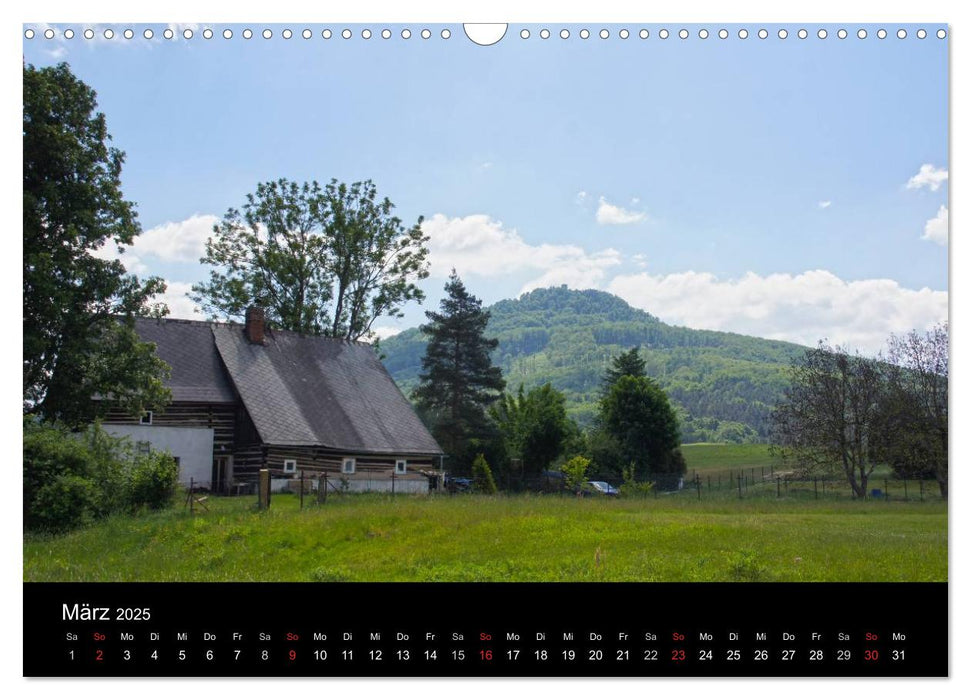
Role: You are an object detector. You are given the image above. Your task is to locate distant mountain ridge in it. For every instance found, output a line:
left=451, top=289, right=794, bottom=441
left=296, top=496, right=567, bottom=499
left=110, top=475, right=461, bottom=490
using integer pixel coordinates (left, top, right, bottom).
left=379, top=286, right=807, bottom=442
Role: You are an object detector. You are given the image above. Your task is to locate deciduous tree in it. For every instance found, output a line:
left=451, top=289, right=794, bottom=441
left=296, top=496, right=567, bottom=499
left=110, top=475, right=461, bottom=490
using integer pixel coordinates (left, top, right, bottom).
left=191, top=178, right=429, bottom=340
left=23, top=63, right=170, bottom=424
left=874, top=323, right=948, bottom=497
left=772, top=343, right=883, bottom=498
left=600, top=375, right=681, bottom=478
left=490, top=383, right=573, bottom=476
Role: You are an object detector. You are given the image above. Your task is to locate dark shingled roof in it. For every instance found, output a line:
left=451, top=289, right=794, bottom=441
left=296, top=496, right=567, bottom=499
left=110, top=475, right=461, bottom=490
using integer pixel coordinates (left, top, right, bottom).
left=212, top=325, right=442, bottom=455
left=133, top=318, right=236, bottom=403
left=133, top=317, right=441, bottom=456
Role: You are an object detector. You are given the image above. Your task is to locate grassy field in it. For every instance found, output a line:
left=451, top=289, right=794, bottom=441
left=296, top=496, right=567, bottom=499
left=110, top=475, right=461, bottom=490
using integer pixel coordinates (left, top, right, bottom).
left=680, top=443, right=779, bottom=474
left=23, top=491, right=947, bottom=583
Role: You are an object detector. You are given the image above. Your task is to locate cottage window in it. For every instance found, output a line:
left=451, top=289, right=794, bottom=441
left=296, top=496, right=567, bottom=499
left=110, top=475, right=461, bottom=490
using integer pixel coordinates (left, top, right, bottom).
left=283, top=459, right=297, bottom=474
left=395, top=459, right=407, bottom=475
left=341, top=457, right=356, bottom=474
left=135, top=441, right=151, bottom=456
left=140, top=411, right=153, bottom=425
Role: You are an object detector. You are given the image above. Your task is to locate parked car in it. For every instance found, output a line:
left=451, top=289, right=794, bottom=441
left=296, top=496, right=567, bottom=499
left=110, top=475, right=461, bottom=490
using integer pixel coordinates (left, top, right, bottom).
left=445, top=476, right=473, bottom=493
left=584, top=480, right=620, bottom=497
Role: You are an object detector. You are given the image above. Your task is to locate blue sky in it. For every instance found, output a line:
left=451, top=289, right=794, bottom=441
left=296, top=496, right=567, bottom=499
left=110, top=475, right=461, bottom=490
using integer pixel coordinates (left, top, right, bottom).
left=22, top=22, right=949, bottom=353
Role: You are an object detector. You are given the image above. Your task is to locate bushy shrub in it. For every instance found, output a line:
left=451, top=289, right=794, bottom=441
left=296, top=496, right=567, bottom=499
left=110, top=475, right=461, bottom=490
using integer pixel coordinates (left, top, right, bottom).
left=618, top=461, right=654, bottom=498
left=79, top=424, right=130, bottom=517
left=471, top=453, right=498, bottom=494
left=30, top=474, right=99, bottom=532
left=23, top=419, right=180, bottom=532
left=130, top=452, right=179, bottom=510
left=561, top=455, right=591, bottom=494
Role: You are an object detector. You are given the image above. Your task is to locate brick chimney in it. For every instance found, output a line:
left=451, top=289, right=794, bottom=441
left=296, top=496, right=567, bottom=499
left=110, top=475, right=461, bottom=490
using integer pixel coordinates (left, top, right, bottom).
left=245, top=306, right=265, bottom=344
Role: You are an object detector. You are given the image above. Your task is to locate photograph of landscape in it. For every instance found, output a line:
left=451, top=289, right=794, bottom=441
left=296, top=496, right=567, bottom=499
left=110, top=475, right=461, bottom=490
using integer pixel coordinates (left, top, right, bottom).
left=23, top=23, right=947, bottom=585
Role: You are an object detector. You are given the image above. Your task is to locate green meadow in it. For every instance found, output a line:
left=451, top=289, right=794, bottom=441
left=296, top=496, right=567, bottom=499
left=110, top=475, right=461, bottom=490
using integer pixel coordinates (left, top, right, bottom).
left=24, top=491, right=947, bottom=583
left=679, top=443, right=779, bottom=473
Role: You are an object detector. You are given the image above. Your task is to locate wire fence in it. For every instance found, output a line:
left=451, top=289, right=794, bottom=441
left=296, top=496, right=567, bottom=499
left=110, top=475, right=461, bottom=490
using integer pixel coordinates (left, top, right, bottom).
left=654, top=467, right=946, bottom=502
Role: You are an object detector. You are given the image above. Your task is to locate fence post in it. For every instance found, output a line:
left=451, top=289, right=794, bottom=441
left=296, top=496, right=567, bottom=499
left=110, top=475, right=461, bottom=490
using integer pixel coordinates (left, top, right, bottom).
left=904, top=480, right=908, bottom=501
left=696, top=475, right=701, bottom=500
left=784, top=476, right=789, bottom=494
left=920, top=480, right=924, bottom=502
left=737, top=475, right=742, bottom=499
left=814, top=478, right=818, bottom=500
left=259, top=468, right=270, bottom=511
left=707, top=475, right=711, bottom=492
left=189, top=477, right=194, bottom=514
left=777, top=477, right=781, bottom=498
left=299, top=470, right=304, bottom=509
left=884, top=479, right=889, bottom=502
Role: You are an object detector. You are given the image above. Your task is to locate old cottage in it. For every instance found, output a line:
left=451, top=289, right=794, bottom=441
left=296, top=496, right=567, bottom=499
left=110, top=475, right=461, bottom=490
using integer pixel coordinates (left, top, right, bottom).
left=99, top=308, right=443, bottom=494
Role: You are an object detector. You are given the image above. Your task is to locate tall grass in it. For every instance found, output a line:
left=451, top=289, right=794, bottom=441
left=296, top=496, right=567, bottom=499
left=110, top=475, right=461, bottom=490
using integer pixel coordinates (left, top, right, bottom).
left=23, top=492, right=946, bottom=584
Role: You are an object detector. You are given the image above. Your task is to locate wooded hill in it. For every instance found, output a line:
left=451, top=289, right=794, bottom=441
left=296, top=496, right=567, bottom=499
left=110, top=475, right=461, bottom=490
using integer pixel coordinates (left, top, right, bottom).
left=380, top=286, right=808, bottom=443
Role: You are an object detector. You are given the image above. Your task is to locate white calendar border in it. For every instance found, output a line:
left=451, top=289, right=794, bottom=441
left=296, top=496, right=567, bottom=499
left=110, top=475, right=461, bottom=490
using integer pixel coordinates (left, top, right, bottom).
left=5, top=0, right=963, bottom=698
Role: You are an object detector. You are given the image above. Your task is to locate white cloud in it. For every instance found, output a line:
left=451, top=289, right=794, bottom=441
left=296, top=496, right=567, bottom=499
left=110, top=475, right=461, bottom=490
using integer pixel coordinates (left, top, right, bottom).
left=596, top=196, right=646, bottom=225
left=922, top=205, right=948, bottom=246
left=420, top=213, right=621, bottom=292
left=576, top=191, right=588, bottom=204
left=156, top=281, right=205, bottom=320
left=607, top=269, right=947, bottom=355
left=133, top=214, right=218, bottom=262
left=90, top=242, right=149, bottom=276
left=906, top=164, right=949, bottom=191
left=90, top=214, right=217, bottom=276
left=371, top=326, right=403, bottom=340
left=818, top=200, right=832, bottom=209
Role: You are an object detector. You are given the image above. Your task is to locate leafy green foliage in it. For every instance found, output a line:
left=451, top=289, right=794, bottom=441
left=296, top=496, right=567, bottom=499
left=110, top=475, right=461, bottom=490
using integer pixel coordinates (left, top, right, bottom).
left=192, top=178, right=429, bottom=340
left=772, top=343, right=883, bottom=497
left=413, top=272, right=505, bottom=465
left=618, top=462, right=654, bottom=498
left=490, top=384, right=574, bottom=476
left=130, top=452, right=180, bottom=510
left=382, top=286, right=804, bottom=441
left=471, top=454, right=498, bottom=494
left=23, top=63, right=170, bottom=424
left=600, top=375, right=682, bottom=477
left=561, top=455, right=591, bottom=493
left=873, top=323, right=948, bottom=497
left=23, top=420, right=180, bottom=532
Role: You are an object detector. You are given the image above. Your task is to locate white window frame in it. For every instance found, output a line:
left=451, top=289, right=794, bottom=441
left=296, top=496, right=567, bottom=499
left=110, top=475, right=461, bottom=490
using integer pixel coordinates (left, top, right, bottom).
left=283, top=459, right=297, bottom=474
left=140, top=410, right=153, bottom=425
left=395, top=459, right=407, bottom=475
left=341, top=457, right=356, bottom=474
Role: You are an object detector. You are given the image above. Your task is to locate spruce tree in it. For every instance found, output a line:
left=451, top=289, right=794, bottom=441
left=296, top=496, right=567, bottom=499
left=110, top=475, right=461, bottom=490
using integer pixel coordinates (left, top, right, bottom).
left=413, top=271, right=505, bottom=465
left=601, top=346, right=647, bottom=395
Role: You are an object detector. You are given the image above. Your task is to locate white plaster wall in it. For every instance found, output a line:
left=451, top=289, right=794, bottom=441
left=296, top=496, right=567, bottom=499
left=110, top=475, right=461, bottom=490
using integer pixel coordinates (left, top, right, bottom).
left=339, top=478, right=429, bottom=494
left=102, top=424, right=214, bottom=487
